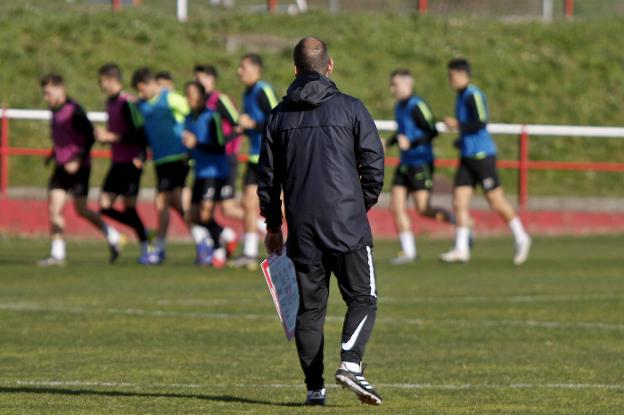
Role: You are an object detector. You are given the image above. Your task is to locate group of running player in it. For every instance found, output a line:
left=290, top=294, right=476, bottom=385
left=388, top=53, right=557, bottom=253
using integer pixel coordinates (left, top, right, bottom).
left=387, top=58, right=531, bottom=265
left=39, top=53, right=277, bottom=268
left=38, top=53, right=530, bottom=268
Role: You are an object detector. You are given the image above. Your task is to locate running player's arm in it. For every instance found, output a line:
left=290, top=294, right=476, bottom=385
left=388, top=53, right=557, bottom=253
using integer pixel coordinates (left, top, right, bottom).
left=460, top=92, right=488, bottom=134
left=122, top=101, right=149, bottom=161
left=71, top=105, right=95, bottom=162
left=216, top=94, right=241, bottom=141
left=251, top=85, right=278, bottom=133
left=409, top=100, right=438, bottom=149
left=195, top=114, right=227, bottom=153
left=258, top=111, right=283, bottom=230
left=353, top=100, right=384, bottom=211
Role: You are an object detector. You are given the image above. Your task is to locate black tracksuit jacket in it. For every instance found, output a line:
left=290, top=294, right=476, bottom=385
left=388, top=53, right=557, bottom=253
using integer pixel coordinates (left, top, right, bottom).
left=258, top=72, right=384, bottom=264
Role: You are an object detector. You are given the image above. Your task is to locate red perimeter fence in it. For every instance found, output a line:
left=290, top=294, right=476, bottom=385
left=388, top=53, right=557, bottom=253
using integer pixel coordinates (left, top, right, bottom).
left=1, top=108, right=624, bottom=211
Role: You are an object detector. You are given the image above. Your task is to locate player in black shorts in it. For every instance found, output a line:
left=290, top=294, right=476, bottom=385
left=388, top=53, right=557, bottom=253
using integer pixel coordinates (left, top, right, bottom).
left=441, top=58, right=530, bottom=265
left=183, top=81, right=235, bottom=268
left=387, top=69, right=453, bottom=264
left=39, top=73, right=123, bottom=266
left=96, top=63, right=151, bottom=262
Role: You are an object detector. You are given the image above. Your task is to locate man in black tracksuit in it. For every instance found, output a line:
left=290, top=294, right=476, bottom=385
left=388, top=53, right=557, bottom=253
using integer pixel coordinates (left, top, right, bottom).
left=258, top=37, right=384, bottom=406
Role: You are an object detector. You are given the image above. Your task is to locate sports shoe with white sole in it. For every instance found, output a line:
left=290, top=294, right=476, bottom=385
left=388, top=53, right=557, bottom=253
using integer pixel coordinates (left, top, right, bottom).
left=36, top=257, right=65, bottom=267
left=108, top=234, right=127, bottom=264
left=335, top=363, right=382, bottom=406
left=389, top=255, right=416, bottom=265
left=228, top=255, right=258, bottom=271
left=304, top=388, right=326, bottom=406
left=513, top=237, right=532, bottom=266
left=439, top=249, right=471, bottom=263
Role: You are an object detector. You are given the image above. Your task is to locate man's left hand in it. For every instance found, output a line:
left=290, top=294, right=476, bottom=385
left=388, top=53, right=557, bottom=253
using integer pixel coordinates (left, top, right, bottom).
left=265, top=228, right=284, bottom=256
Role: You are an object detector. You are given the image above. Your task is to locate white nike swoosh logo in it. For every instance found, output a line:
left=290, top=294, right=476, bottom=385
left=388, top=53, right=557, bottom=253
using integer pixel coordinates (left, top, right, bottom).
left=341, top=315, right=368, bottom=351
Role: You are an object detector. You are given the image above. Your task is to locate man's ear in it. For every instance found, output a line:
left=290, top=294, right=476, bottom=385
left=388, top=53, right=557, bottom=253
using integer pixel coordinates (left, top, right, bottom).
left=294, top=65, right=299, bottom=76
left=326, top=57, right=334, bottom=76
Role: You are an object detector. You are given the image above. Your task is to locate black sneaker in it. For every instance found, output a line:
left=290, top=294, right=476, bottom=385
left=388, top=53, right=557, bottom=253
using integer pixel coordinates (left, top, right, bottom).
left=335, top=363, right=382, bottom=405
left=304, top=388, right=326, bottom=406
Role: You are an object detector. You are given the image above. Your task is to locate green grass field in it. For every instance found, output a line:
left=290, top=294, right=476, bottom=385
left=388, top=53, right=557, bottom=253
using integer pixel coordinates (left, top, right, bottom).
left=0, top=235, right=623, bottom=414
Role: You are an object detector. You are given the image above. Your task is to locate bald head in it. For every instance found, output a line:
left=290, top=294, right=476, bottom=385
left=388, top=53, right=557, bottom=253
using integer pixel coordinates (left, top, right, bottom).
left=293, top=37, right=331, bottom=75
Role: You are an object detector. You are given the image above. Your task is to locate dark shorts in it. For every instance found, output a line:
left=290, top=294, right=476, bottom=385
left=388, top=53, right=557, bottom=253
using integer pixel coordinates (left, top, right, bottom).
left=102, top=163, right=143, bottom=197
left=225, top=154, right=239, bottom=196
left=454, top=155, right=500, bottom=191
left=48, top=164, right=91, bottom=197
left=155, top=159, right=189, bottom=192
left=392, top=163, right=434, bottom=192
left=192, top=177, right=235, bottom=204
left=243, top=162, right=259, bottom=187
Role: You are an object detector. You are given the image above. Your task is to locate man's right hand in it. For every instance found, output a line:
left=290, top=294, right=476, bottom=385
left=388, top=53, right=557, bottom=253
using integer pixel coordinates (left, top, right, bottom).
left=265, top=228, right=284, bottom=256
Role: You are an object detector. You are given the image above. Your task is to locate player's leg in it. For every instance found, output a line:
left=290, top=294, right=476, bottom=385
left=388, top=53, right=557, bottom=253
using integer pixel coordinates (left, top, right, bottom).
left=440, top=159, right=474, bottom=263
left=440, top=185, right=473, bottom=263
left=39, top=187, right=68, bottom=266
left=74, top=195, right=123, bottom=263
left=294, top=259, right=331, bottom=403
left=70, top=165, right=123, bottom=263
left=122, top=196, right=150, bottom=259
left=390, top=183, right=416, bottom=264
left=100, top=164, right=147, bottom=257
left=484, top=187, right=531, bottom=265
left=334, top=246, right=382, bottom=405
left=242, top=183, right=259, bottom=255
left=413, top=164, right=453, bottom=223
left=230, top=163, right=260, bottom=269
left=220, top=159, right=245, bottom=221
left=154, top=190, right=170, bottom=261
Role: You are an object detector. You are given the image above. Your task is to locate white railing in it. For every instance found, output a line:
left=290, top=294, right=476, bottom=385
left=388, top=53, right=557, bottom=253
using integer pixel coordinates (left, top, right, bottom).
left=6, top=108, right=624, bottom=138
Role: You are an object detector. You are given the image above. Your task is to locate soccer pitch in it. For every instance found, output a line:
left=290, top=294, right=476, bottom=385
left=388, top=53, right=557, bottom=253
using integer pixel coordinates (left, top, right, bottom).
left=0, top=235, right=622, bottom=414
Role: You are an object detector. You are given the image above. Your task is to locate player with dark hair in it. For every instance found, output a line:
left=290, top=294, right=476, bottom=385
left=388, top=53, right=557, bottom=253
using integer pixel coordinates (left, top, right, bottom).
left=96, top=63, right=151, bottom=262
left=132, top=67, right=191, bottom=264
left=259, top=36, right=384, bottom=406
left=441, top=58, right=531, bottom=265
left=182, top=81, right=232, bottom=267
left=386, top=68, right=453, bottom=264
left=193, top=64, right=241, bottom=255
left=38, top=73, right=123, bottom=265
left=155, top=71, right=175, bottom=91
left=231, top=53, right=278, bottom=269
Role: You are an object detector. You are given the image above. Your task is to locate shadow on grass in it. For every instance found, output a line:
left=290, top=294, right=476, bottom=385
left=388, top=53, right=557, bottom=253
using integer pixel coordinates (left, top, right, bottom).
left=0, top=386, right=304, bottom=407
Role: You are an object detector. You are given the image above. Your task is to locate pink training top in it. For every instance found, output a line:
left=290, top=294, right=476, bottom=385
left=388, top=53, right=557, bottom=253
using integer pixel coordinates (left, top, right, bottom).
left=107, top=92, right=144, bottom=163
left=206, top=90, right=242, bottom=156
left=51, top=100, right=92, bottom=166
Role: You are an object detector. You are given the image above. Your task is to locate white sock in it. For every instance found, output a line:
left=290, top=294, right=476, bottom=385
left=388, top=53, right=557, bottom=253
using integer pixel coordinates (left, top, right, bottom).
left=51, top=238, right=66, bottom=260
left=399, top=231, right=416, bottom=258
left=509, top=217, right=529, bottom=244
left=455, top=227, right=470, bottom=253
left=341, top=361, right=361, bottom=372
left=256, top=219, right=267, bottom=234
left=243, top=232, right=258, bottom=258
left=191, top=225, right=209, bottom=245
left=220, top=227, right=237, bottom=245
left=105, top=225, right=120, bottom=245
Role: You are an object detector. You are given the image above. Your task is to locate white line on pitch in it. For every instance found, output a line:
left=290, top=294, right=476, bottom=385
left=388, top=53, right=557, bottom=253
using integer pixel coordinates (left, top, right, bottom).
left=155, top=293, right=622, bottom=306
left=1, top=379, right=623, bottom=391
left=1, top=302, right=623, bottom=331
